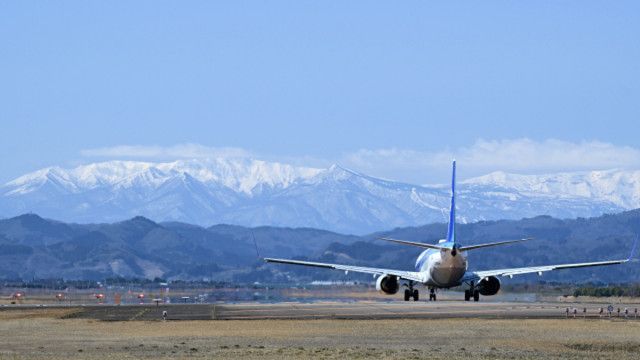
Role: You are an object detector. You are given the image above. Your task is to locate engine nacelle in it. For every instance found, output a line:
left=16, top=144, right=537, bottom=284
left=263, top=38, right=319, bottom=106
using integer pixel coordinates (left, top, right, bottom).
left=478, top=276, right=501, bottom=296
left=376, top=274, right=399, bottom=295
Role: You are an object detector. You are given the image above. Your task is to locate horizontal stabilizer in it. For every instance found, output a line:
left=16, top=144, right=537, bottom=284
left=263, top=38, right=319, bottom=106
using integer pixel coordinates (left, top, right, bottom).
left=458, top=238, right=534, bottom=251
left=379, top=237, right=533, bottom=252
left=379, top=237, right=447, bottom=250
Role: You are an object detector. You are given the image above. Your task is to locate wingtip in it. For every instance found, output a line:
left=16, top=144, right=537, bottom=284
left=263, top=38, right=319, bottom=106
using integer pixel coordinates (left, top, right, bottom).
left=628, top=235, right=638, bottom=261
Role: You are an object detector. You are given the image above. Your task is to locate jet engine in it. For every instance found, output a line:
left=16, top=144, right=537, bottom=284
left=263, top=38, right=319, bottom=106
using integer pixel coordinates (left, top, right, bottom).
left=376, top=274, right=399, bottom=295
left=478, top=276, right=501, bottom=296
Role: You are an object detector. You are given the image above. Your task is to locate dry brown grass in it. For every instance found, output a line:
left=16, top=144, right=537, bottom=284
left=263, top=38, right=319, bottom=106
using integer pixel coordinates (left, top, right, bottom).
left=0, top=308, right=77, bottom=320
left=1, top=308, right=639, bottom=359
left=554, top=295, right=640, bottom=304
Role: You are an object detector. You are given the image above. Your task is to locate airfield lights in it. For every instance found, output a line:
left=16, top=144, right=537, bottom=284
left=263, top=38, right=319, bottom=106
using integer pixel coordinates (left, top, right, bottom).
left=95, top=293, right=105, bottom=304
left=152, top=298, right=163, bottom=307
left=137, top=293, right=145, bottom=304
left=12, top=292, right=24, bottom=304
left=56, top=293, right=65, bottom=302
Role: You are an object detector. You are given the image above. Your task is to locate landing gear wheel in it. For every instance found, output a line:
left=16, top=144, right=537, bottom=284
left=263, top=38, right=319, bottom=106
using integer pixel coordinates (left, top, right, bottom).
left=464, top=290, right=471, bottom=301
left=404, top=289, right=411, bottom=301
left=429, top=288, right=436, bottom=301
left=473, top=290, right=480, bottom=302
left=413, top=289, right=419, bottom=301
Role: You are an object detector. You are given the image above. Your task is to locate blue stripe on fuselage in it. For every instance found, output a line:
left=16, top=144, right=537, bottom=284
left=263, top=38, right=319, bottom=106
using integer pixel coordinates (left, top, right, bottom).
left=415, top=249, right=433, bottom=271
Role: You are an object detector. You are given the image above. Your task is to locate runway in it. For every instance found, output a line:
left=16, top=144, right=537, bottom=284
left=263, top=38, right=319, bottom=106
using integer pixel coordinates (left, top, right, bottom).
left=14, top=301, right=633, bottom=321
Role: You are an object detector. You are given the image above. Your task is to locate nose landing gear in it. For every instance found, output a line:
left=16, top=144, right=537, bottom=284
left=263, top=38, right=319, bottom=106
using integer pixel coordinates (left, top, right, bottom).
left=428, top=287, right=437, bottom=301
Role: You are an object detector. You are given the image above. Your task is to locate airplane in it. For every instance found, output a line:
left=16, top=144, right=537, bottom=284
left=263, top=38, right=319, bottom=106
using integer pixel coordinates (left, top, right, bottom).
left=265, top=161, right=638, bottom=302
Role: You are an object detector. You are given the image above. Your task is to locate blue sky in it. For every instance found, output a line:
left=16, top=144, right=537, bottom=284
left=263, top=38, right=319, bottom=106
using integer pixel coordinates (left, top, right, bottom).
left=2, top=1, right=640, bottom=183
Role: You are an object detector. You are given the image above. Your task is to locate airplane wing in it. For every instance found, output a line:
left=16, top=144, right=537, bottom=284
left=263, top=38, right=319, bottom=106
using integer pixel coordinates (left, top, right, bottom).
left=464, top=237, right=638, bottom=281
left=464, top=259, right=630, bottom=282
left=264, top=257, right=425, bottom=283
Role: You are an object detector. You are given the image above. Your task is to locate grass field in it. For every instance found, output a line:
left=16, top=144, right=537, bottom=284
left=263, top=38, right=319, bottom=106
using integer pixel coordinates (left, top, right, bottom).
left=1, top=308, right=639, bottom=359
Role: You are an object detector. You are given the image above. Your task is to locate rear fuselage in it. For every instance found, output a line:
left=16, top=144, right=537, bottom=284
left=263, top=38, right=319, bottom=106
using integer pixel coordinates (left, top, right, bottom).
left=415, top=241, right=467, bottom=287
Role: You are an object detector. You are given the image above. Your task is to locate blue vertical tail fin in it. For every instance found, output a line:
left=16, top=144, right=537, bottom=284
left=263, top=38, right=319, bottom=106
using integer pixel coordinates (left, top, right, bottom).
left=446, top=160, right=456, bottom=243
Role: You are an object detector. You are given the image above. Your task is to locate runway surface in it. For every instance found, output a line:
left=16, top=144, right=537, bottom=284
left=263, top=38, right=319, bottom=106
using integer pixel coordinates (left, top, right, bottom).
left=4, top=301, right=638, bottom=321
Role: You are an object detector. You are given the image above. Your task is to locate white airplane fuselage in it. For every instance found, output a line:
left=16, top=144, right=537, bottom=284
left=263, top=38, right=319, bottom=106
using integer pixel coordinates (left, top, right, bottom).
left=415, top=242, right=468, bottom=287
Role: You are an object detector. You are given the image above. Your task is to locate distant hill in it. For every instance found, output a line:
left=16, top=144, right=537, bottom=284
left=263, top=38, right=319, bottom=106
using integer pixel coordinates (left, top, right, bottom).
left=0, top=211, right=638, bottom=283
left=3, top=159, right=639, bottom=234
left=0, top=214, right=358, bottom=280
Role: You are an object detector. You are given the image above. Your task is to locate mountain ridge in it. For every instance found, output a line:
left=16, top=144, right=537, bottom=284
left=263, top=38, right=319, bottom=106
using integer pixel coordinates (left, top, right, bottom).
left=2, top=159, right=638, bottom=233
left=0, top=211, right=639, bottom=283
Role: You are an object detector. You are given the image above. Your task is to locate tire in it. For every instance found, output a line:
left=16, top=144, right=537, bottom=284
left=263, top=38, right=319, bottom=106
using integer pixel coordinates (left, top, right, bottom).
left=432, top=293, right=436, bottom=301
left=473, top=290, right=480, bottom=302
left=404, top=289, right=411, bottom=301
left=464, top=290, right=470, bottom=301
left=413, top=290, right=419, bottom=301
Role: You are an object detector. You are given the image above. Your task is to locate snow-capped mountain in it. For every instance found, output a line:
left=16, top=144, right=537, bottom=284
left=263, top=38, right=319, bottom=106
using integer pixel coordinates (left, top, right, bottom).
left=5, top=159, right=321, bottom=196
left=0, top=159, right=635, bottom=234
left=462, top=170, right=640, bottom=209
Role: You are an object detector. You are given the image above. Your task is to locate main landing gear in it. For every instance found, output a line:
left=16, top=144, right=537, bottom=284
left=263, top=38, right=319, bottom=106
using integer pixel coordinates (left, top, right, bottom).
left=464, top=281, right=480, bottom=302
left=428, top=287, right=437, bottom=301
left=403, top=281, right=419, bottom=301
